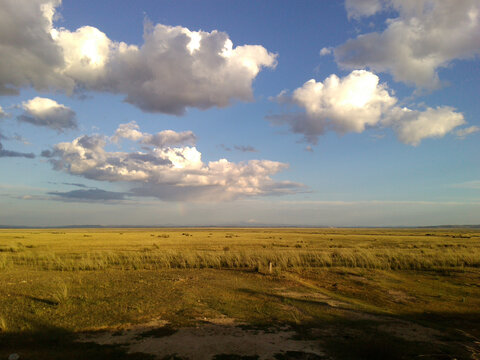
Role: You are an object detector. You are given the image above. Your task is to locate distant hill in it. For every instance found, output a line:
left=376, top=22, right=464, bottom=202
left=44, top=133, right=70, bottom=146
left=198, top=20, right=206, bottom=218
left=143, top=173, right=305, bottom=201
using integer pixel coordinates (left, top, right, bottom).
left=1, top=224, right=480, bottom=229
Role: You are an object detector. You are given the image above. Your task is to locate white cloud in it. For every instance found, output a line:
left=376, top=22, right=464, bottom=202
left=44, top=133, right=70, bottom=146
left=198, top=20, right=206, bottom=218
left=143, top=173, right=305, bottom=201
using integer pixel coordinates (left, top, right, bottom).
left=345, top=0, right=383, bottom=19
left=96, top=24, right=277, bottom=114
left=0, top=0, right=277, bottom=114
left=292, top=70, right=396, bottom=134
left=456, top=125, right=480, bottom=139
left=272, top=70, right=465, bottom=145
left=111, top=121, right=196, bottom=148
left=385, top=106, right=465, bottom=146
left=336, top=0, right=480, bottom=88
left=43, top=124, right=302, bottom=201
left=18, top=97, right=77, bottom=131
left=319, top=47, right=332, bottom=56
left=0, top=105, right=6, bottom=118
left=52, top=25, right=113, bottom=88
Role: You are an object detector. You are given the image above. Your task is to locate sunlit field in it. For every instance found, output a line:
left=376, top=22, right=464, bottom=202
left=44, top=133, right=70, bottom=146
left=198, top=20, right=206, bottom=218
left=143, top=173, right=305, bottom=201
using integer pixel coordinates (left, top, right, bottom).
left=1, top=228, right=480, bottom=359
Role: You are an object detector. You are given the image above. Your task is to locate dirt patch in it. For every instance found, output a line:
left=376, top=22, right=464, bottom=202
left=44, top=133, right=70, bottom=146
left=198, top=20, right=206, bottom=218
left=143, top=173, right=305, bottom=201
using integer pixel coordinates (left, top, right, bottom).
left=275, top=290, right=344, bottom=308
left=387, top=289, right=416, bottom=304
left=127, top=324, right=325, bottom=360
left=270, top=285, right=350, bottom=310
left=78, top=314, right=446, bottom=360
left=377, top=321, right=442, bottom=343
left=135, top=326, right=177, bottom=340
left=78, top=317, right=169, bottom=345
left=336, top=311, right=442, bottom=343
left=196, top=316, right=238, bottom=326
left=79, top=320, right=326, bottom=360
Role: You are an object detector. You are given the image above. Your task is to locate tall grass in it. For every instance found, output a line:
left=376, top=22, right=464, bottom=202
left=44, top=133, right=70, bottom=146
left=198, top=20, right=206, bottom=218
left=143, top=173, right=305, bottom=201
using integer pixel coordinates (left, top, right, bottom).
left=51, top=281, right=69, bottom=304
left=0, top=316, right=7, bottom=332
left=1, top=228, right=479, bottom=272
left=0, top=254, right=8, bottom=270
left=3, top=247, right=480, bottom=272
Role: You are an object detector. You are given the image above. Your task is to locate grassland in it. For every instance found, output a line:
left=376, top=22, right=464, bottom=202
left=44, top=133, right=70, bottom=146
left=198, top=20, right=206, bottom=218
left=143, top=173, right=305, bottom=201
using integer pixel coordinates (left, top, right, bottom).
left=0, top=228, right=479, bottom=359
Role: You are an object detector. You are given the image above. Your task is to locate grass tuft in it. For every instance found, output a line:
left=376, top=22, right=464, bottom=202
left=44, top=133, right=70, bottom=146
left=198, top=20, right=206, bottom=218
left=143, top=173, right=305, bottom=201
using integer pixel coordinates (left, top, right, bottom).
left=52, top=281, right=69, bottom=304
left=0, top=316, right=7, bottom=332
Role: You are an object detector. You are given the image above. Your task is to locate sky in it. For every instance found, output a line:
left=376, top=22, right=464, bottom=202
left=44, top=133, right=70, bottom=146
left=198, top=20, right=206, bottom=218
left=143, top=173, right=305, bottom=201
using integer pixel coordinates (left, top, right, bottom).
left=0, top=0, right=479, bottom=227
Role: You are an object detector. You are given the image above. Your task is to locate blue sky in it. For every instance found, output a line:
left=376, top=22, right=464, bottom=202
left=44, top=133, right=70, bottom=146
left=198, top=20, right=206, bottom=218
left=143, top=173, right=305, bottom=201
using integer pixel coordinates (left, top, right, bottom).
left=0, top=0, right=479, bottom=226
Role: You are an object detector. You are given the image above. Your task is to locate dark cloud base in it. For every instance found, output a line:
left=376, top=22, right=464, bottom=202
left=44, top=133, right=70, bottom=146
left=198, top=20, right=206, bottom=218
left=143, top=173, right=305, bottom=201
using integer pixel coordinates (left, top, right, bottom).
left=48, top=189, right=129, bottom=202
left=0, top=141, right=34, bottom=158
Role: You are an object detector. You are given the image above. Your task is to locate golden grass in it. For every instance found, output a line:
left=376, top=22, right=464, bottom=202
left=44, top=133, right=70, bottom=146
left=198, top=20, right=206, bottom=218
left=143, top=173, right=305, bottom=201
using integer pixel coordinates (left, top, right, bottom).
left=1, top=228, right=479, bottom=359
left=0, top=228, right=479, bottom=272
left=0, top=316, right=7, bottom=332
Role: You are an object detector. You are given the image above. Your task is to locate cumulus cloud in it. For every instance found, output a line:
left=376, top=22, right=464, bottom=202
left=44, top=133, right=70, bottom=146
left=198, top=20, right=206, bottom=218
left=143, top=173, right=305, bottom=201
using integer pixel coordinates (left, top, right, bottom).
left=290, top=70, right=396, bottom=135
left=17, top=97, right=77, bottom=131
left=385, top=106, right=465, bottom=146
left=456, top=125, right=480, bottom=139
left=0, top=0, right=277, bottom=114
left=271, top=70, right=395, bottom=143
left=42, top=133, right=171, bottom=182
left=271, top=70, right=465, bottom=145
left=111, top=121, right=196, bottom=148
left=101, top=24, right=277, bottom=114
left=345, top=0, right=383, bottom=19
left=42, top=123, right=302, bottom=201
left=0, top=0, right=68, bottom=95
left=0, top=105, right=7, bottom=118
left=129, top=179, right=300, bottom=202
left=336, top=0, right=480, bottom=88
